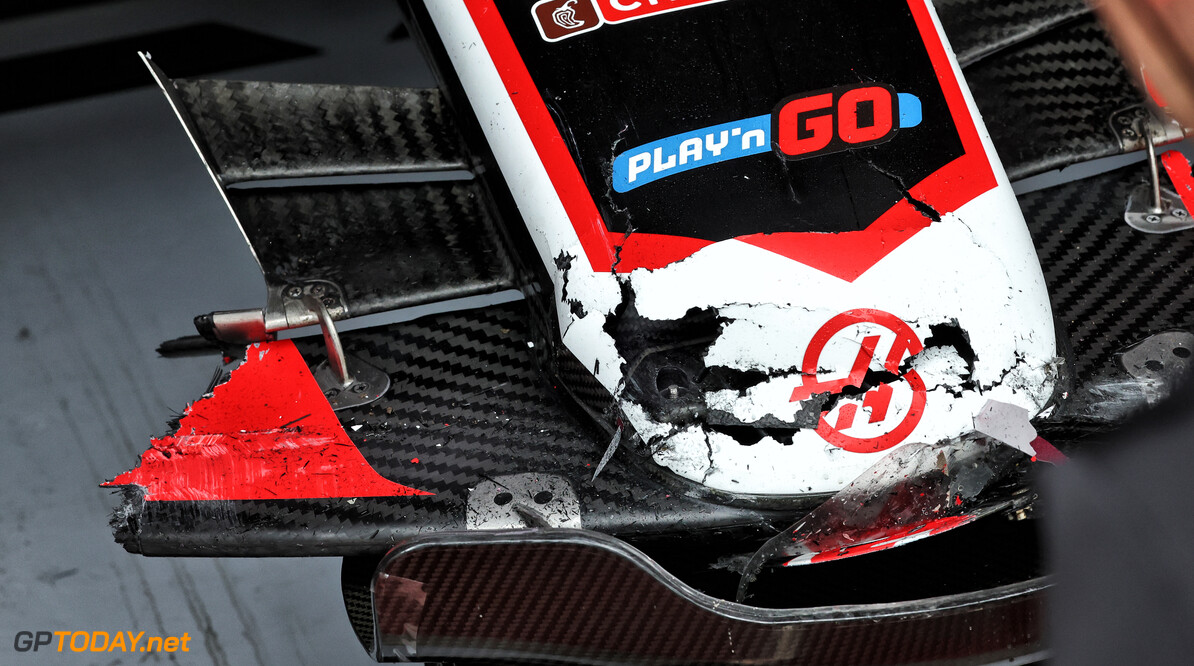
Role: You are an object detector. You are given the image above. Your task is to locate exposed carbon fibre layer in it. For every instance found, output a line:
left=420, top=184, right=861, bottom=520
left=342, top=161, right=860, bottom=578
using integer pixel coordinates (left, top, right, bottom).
left=1020, top=162, right=1194, bottom=384
left=937, top=0, right=1089, bottom=67
left=171, top=79, right=470, bottom=183
left=966, top=15, right=1144, bottom=180
left=367, top=531, right=1045, bottom=665
left=226, top=182, right=517, bottom=317
left=113, top=303, right=782, bottom=557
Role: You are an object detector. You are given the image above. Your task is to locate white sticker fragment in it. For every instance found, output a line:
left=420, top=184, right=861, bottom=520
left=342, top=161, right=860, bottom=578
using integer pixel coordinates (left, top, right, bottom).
left=973, top=399, right=1039, bottom=457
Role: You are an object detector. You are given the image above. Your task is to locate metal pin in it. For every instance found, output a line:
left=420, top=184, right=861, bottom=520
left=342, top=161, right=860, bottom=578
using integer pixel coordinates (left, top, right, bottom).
left=1143, top=116, right=1164, bottom=214
left=302, top=295, right=351, bottom=388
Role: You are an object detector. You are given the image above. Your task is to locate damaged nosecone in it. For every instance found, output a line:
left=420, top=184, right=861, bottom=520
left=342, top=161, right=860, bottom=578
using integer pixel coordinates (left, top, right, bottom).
left=438, top=0, right=1060, bottom=499
left=545, top=169, right=1058, bottom=499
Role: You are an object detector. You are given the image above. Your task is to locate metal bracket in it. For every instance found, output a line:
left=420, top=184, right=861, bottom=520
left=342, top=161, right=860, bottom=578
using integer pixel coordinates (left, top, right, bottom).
left=1124, top=114, right=1194, bottom=234
left=264, top=279, right=348, bottom=332
left=1111, top=105, right=1187, bottom=153
left=466, top=474, right=582, bottom=530
left=198, top=279, right=351, bottom=346
left=195, top=286, right=385, bottom=409
left=1120, top=331, right=1194, bottom=386
left=302, top=295, right=390, bottom=411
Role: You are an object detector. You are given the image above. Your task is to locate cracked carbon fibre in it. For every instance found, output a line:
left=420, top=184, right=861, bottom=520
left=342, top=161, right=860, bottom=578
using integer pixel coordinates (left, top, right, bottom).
left=367, top=532, right=1045, bottom=665
left=965, top=15, right=1145, bottom=181
left=225, top=182, right=517, bottom=318
left=114, top=302, right=777, bottom=556
left=1019, top=162, right=1194, bottom=391
left=936, top=0, right=1090, bottom=68
left=171, top=79, right=470, bottom=183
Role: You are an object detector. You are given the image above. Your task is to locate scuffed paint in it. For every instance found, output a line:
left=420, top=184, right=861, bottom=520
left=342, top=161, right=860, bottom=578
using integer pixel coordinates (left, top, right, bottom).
left=975, top=399, right=1068, bottom=465
left=784, top=514, right=976, bottom=566
left=545, top=186, right=1058, bottom=496
left=737, top=437, right=1033, bottom=597
left=103, top=340, right=431, bottom=501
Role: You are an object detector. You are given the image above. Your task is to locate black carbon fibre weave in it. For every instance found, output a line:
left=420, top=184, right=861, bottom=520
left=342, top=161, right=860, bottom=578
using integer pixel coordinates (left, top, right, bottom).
left=116, top=302, right=772, bottom=556
left=331, top=304, right=771, bottom=534
left=936, top=0, right=1090, bottom=68
left=341, top=555, right=376, bottom=651
left=1019, top=162, right=1194, bottom=385
left=171, top=79, right=470, bottom=183
left=966, top=15, right=1143, bottom=181
left=226, top=182, right=517, bottom=317
left=369, top=535, right=1044, bottom=665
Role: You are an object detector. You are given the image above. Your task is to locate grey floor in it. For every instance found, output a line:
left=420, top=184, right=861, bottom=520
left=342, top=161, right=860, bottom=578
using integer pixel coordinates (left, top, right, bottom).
left=0, top=1, right=436, bottom=663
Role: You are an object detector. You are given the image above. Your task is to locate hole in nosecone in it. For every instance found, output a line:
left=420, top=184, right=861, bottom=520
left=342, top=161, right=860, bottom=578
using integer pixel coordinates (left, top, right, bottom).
left=1173, top=347, right=1191, bottom=359
left=533, top=490, right=553, bottom=505
left=1145, top=360, right=1165, bottom=372
left=494, top=491, right=513, bottom=506
left=656, top=367, right=690, bottom=399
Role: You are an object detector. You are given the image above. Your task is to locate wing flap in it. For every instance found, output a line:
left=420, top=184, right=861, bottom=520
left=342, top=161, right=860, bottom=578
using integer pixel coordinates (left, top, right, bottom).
left=171, top=79, right=471, bottom=184
left=226, top=182, right=517, bottom=317
left=938, top=0, right=1090, bottom=67
left=965, top=15, right=1152, bottom=180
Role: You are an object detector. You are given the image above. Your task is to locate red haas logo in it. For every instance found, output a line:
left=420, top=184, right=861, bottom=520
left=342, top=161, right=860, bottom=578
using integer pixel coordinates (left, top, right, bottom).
left=774, top=84, right=901, bottom=160
left=790, top=310, right=928, bottom=454
left=533, top=0, right=602, bottom=41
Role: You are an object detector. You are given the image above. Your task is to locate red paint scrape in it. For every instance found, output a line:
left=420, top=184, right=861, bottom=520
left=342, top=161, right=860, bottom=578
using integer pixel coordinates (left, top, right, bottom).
left=103, top=340, right=431, bottom=501
left=785, top=514, right=975, bottom=566
left=1029, top=435, right=1068, bottom=465
left=1162, top=150, right=1194, bottom=214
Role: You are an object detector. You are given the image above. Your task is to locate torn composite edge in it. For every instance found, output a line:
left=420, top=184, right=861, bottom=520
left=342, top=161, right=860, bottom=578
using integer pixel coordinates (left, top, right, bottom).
left=464, top=0, right=997, bottom=279
left=103, top=340, right=431, bottom=501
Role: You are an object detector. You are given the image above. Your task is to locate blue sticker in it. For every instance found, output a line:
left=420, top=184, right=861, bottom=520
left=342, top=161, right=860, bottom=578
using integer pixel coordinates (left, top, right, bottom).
left=612, top=92, right=922, bottom=192
left=612, top=114, right=771, bottom=193
left=898, top=93, right=922, bottom=129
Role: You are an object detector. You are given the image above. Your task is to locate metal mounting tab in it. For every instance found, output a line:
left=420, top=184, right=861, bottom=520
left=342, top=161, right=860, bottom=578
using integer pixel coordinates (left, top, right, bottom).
left=1124, top=114, right=1194, bottom=234
left=302, top=295, right=390, bottom=411
left=265, top=280, right=348, bottom=332
left=1111, top=104, right=1186, bottom=153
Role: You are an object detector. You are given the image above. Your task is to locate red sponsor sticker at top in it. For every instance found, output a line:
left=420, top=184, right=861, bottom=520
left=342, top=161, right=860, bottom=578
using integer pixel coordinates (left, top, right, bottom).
left=595, top=0, right=724, bottom=22
left=533, top=0, right=725, bottom=42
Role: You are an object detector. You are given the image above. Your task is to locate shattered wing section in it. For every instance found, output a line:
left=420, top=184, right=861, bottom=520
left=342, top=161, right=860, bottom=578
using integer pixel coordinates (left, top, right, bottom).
left=169, top=78, right=471, bottom=184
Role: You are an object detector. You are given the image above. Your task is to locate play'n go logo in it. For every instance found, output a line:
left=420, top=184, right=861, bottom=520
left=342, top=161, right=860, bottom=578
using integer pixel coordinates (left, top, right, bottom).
left=774, top=84, right=908, bottom=160
left=612, top=85, right=922, bottom=192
